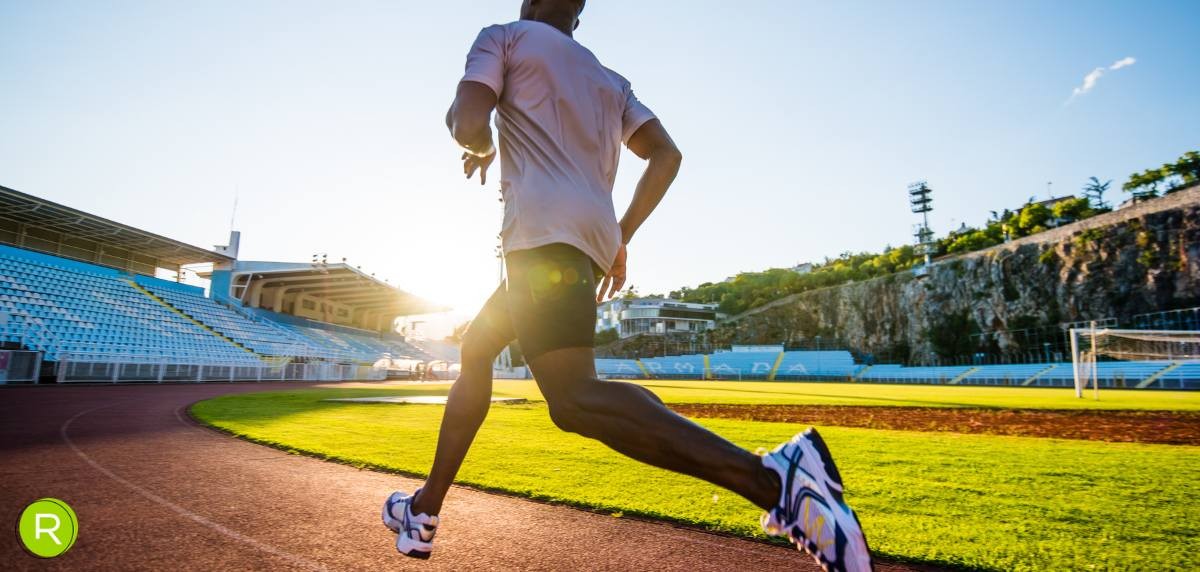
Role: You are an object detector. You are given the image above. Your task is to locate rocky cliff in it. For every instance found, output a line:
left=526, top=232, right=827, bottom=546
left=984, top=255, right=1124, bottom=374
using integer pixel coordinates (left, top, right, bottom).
left=713, top=186, right=1200, bottom=363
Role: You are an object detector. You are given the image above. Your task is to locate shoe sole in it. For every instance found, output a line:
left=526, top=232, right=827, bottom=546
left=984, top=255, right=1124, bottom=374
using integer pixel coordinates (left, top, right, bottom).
left=396, top=532, right=433, bottom=559
left=399, top=549, right=431, bottom=560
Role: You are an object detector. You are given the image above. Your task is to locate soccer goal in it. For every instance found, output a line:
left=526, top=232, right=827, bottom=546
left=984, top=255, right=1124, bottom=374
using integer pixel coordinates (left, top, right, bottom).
left=1069, top=327, right=1200, bottom=398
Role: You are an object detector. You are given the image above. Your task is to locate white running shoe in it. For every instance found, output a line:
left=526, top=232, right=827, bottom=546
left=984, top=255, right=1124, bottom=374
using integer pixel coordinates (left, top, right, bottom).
left=761, top=428, right=872, bottom=572
left=382, top=489, right=439, bottom=559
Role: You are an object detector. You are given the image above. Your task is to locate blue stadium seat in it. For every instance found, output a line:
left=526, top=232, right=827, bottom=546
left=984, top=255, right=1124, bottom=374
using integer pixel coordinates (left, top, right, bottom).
left=857, top=364, right=974, bottom=384
left=0, top=248, right=258, bottom=365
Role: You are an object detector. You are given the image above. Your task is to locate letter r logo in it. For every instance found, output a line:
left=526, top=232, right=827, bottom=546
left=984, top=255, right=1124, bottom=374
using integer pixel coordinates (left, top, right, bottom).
left=18, top=498, right=78, bottom=558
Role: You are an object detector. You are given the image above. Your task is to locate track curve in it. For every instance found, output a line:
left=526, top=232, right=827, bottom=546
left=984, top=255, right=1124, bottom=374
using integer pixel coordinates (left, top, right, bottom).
left=0, top=383, right=929, bottom=571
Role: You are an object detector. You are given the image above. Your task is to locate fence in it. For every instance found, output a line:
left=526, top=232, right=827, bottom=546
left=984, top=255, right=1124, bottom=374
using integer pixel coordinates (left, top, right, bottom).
left=56, top=353, right=385, bottom=383
left=1133, top=307, right=1200, bottom=331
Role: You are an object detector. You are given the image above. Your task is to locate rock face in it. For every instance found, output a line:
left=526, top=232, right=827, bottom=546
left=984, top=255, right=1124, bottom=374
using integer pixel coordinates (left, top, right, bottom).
left=714, top=187, right=1200, bottom=364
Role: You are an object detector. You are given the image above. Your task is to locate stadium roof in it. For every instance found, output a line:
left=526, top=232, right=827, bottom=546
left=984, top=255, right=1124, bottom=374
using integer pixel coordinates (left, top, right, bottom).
left=0, top=184, right=232, bottom=269
left=228, top=261, right=446, bottom=322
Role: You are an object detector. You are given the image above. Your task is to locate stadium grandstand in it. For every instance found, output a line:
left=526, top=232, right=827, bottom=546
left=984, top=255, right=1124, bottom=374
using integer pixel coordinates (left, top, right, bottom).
left=0, top=184, right=446, bottom=383
left=593, top=345, right=1200, bottom=390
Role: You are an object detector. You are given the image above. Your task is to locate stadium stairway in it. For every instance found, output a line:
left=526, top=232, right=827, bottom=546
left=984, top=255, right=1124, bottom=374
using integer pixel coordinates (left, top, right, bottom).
left=947, top=367, right=981, bottom=384
left=126, top=280, right=262, bottom=361
left=766, top=351, right=785, bottom=381
left=1137, top=362, right=1182, bottom=389
left=242, top=309, right=435, bottom=364
left=1021, top=365, right=1059, bottom=386
left=135, top=278, right=330, bottom=361
left=1156, top=362, right=1200, bottom=390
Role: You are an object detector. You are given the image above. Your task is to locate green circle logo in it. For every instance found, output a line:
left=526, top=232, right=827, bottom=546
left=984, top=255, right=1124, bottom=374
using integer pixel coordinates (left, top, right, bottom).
left=17, top=498, right=78, bottom=558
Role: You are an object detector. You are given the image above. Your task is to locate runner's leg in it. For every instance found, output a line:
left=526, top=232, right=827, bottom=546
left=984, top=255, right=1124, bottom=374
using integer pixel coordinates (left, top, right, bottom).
left=527, top=348, right=780, bottom=510
left=411, top=284, right=515, bottom=516
left=505, top=243, right=779, bottom=511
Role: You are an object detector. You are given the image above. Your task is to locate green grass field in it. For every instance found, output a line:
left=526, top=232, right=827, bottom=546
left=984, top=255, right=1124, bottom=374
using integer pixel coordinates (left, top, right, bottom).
left=192, top=381, right=1200, bottom=571
left=492, top=379, right=1200, bottom=409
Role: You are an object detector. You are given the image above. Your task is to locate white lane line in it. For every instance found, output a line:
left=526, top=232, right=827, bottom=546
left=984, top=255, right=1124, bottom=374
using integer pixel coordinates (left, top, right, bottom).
left=173, top=404, right=208, bottom=432
left=61, top=405, right=328, bottom=572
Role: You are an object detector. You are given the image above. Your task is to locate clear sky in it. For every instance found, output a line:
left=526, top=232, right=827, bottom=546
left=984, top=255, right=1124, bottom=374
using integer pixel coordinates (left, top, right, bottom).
left=2, top=1, right=1197, bottom=324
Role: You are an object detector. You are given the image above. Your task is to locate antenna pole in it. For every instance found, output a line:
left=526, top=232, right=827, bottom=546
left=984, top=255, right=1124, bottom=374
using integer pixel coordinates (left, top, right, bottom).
left=230, top=191, right=239, bottom=233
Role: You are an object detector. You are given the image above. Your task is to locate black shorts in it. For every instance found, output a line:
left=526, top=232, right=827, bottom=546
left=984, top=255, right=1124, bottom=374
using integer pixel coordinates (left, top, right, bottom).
left=469, top=243, right=604, bottom=361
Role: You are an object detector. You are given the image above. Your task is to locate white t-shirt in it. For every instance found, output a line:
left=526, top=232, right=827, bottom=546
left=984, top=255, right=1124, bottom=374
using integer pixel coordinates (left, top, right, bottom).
left=461, top=20, right=657, bottom=273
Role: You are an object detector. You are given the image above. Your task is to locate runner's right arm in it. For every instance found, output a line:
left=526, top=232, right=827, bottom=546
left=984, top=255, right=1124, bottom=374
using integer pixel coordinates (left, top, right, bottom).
left=446, top=81, right=499, bottom=184
left=446, top=81, right=497, bottom=156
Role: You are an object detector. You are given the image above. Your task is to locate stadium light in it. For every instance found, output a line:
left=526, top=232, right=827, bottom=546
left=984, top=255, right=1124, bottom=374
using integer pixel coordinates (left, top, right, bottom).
left=908, top=181, right=935, bottom=272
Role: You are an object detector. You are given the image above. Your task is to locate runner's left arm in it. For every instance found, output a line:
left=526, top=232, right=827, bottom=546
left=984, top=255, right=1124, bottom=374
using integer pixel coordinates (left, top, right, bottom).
left=620, top=119, right=682, bottom=246
left=598, top=119, right=682, bottom=301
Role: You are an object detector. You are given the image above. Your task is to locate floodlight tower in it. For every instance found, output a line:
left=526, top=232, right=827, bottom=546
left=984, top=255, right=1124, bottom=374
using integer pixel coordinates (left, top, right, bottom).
left=908, top=181, right=935, bottom=271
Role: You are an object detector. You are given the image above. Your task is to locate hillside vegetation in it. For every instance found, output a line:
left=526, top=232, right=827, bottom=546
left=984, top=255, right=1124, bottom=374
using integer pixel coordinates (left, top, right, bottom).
left=669, top=150, right=1199, bottom=316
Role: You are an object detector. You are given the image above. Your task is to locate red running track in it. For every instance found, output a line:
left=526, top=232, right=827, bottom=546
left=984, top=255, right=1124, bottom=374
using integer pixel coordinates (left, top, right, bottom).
left=0, top=382, right=932, bottom=571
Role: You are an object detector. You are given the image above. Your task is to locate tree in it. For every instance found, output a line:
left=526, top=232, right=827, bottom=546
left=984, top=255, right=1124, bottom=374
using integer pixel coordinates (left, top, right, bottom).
left=1167, top=151, right=1200, bottom=192
left=1082, top=176, right=1112, bottom=210
left=1051, top=196, right=1094, bottom=224
left=1171, top=149, right=1200, bottom=187
left=594, top=327, right=619, bottom=346
left=1123, top=168, right=1164, bottom=202
left=945, top=230, right=998, bottom=254
left=1016, top=202, right=1052, bottom=235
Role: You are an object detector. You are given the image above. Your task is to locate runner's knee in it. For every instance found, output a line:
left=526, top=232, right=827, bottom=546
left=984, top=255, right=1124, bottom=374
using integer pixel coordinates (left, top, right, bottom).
left=460, top=328, right=504, bottom=369
left=545, top=397, right=587, bottom=434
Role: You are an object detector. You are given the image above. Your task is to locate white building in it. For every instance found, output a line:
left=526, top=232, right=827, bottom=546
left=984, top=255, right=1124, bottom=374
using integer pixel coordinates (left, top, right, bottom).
left=596, top=297, right=719, bottom=338
left=790, top=262, right=814, bottom=275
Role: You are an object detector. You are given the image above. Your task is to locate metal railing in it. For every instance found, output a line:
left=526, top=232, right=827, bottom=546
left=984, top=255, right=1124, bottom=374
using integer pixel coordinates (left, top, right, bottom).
left=55, top=352, right=386, bottom=383
left=0, top=318, right=56, bottom=357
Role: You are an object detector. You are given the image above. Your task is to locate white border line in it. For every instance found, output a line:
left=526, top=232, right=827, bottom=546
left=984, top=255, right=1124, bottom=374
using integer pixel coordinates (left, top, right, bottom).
left=61, top=405, right=328, bottom=572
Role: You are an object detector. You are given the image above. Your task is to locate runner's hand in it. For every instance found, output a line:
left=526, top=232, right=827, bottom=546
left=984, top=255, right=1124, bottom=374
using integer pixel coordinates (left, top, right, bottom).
left=597, top=244, right=627, bottom=302
left=462, top=150, right=496, bottom=185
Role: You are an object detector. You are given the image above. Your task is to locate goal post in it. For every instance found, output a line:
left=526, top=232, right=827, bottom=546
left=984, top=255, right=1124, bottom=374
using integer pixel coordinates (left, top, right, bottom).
left=1069, top=326, right=1200, bottom=398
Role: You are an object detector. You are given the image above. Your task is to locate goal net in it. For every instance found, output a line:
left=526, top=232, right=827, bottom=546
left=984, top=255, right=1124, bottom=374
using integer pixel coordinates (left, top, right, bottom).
left=1069, top=328, right=1200, bottom=397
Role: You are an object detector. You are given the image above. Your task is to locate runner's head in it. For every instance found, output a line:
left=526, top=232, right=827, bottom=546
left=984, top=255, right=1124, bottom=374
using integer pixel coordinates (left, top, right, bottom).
left=520, top=0, right=586, bottom=33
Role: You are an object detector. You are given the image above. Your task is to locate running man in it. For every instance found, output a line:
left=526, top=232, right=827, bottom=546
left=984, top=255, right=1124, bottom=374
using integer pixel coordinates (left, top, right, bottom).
left=382, top=1, right=872, bottom=569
